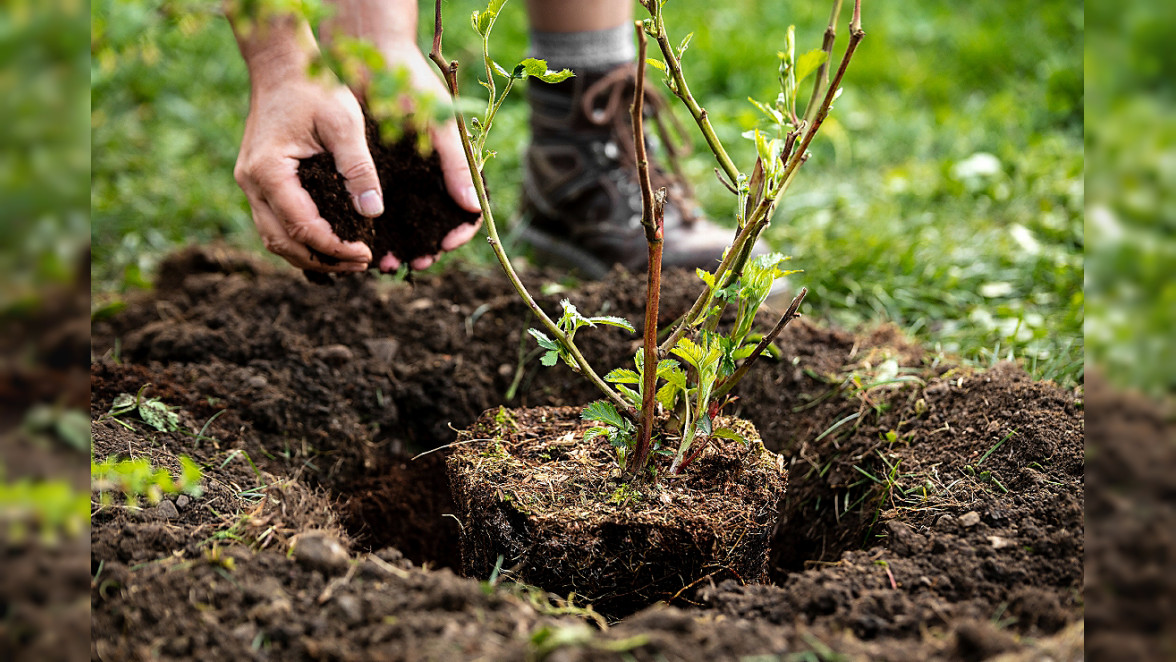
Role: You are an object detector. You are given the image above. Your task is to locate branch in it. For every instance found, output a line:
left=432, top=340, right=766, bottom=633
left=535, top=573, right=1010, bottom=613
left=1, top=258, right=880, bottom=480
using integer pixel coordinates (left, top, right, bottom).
left=778, top=0, right=863, bottom=196
left=631, top=22, right=664, bottom=475
left=713, top=287, right=807, bottom=399
left=639, top=2, right=740, bottom=188
left=427, top=0, right=634, bottom=419
left=802, top=0, right=843, bottom=126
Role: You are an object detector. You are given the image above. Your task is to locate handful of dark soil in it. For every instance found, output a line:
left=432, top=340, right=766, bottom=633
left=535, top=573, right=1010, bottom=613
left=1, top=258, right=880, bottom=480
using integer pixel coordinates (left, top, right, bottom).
left=297, top=115, right=480, bottom=278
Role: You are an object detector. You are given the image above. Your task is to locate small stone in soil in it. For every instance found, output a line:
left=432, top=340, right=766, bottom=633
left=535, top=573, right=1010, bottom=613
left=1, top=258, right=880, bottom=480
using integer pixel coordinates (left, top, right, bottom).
left=291, top=532, right=350, bottom=574
left=959, top=511, right=982, bottom=527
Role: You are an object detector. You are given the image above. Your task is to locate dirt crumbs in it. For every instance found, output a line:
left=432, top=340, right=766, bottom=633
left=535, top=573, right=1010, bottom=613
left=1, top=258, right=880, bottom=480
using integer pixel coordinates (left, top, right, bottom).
left=449, top=407, right=786, bottom=616
left=90, top=246, right=1085, bottom=660
left=297, top=116, right=480, bottom=272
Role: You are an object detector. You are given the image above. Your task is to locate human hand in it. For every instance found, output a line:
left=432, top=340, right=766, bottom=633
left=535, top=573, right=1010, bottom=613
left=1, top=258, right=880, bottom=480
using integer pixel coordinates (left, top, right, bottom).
left=360, top=42, right=484, bottom=272
left=235, top=66, right=380, bottom=273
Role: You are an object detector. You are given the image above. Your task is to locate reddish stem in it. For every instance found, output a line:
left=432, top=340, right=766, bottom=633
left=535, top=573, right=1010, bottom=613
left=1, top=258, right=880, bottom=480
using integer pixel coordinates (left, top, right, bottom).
left=630, top=21, right=663, bottom=475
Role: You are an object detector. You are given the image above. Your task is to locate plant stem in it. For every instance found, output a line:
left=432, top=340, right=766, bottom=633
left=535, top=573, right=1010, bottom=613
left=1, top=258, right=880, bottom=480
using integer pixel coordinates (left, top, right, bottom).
left=780, top=0, right=864, bottom=193
left=630, top=21, right=664, bottom=475
left=802, top=0, right=843, bottom=127
left=428, top=0, right=634, bottom=419
left=658, top=2, right=864, bottom=353
left=713, top=287, right=807, bottom=399
left=640, top=2, right=740, bottom=188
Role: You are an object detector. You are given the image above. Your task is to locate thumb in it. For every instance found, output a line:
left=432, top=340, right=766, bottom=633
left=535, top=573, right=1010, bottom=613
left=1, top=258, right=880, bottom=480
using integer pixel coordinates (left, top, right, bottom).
left=433, top=120, right=481, bottom=214
left=320, top=113, right=384, bottom=218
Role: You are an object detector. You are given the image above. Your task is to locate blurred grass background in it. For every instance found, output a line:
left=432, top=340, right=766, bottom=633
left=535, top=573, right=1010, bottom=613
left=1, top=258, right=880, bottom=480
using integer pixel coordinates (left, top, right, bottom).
left=91, top=0, right=1084, bottom=387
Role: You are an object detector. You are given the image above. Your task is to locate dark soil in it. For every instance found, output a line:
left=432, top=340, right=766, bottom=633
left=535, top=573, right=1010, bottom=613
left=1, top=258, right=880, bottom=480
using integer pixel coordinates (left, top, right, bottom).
left=1, top=256, right=90, bottom=661
left=89, top=246, right=1085, bottom=660
left=297, top=115, right=479, bottom=272
left=449, top=407, right=786, bottom=616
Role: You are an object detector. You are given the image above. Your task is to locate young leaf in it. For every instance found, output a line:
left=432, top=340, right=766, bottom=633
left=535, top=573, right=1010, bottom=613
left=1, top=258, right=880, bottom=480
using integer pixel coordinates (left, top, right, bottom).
left=527, top=328, right=559, bottom=351
left=491, top=61, right=512, bottom=79
left=584, top=426, right=611, bottom=441
left=677, top=32, right=694, bottom=57
left=696, top=268, right=717, bottom=290
left=514, top=58, right=573, bottom=83
left=646, top=58, right=667, bottom=72
left=617, top=385, right=642, bottom=407
left=656, top=381, right=681, bottom=411
left=582, top=400, right=625, bottom=429
left=540, top=350, right=559, bottom=366
left=587, top=315, right=636, bottom=333
left=604, top=368, right=641, bottom=384
left=795, top=48, right=828, bottom=85
left=696, top=412, right=713, bottom=437
left=712, top=427, right=748, bottom=445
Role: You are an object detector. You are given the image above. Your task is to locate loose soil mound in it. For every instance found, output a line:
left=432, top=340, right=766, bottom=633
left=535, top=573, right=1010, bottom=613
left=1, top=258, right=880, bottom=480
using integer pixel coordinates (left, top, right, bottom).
left=90, top=246, right=1085, bottom=660
left=298, top=117, right=479, bottom=272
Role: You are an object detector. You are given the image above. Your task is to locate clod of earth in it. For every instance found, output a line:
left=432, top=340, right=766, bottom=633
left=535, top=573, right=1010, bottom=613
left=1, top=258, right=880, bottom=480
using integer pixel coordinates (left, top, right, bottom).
left=297, top=114, right=479, bottom=277
left=448, top=406, right=787, bottom=617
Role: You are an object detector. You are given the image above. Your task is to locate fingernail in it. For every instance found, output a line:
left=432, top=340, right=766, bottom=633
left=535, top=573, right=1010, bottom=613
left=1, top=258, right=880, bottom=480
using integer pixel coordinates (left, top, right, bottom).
left=357, top=190, right=384, bottom=217
left=346, top=262, right=368, bottom=272
left=460, top=186, right=479, bottom=211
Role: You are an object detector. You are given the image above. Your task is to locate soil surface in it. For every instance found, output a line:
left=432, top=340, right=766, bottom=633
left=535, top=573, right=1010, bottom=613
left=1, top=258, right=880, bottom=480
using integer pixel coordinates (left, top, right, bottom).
left=449, top=407, right=786, bottom=616
left=298, top=116, right=479, bottom=273
left=89, top=246, right=1085, bottom=660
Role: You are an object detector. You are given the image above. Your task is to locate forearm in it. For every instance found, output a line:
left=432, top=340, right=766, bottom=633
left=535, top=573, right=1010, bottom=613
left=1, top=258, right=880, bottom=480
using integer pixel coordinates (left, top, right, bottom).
left=320, top=0, right=418, bottom=53
left=226, top=6, right=318, bottom=92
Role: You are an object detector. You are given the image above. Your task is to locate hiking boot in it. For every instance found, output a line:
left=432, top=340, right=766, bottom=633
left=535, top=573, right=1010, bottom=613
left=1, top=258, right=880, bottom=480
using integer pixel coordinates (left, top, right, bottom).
left=519, top=64, right=738, bottom=279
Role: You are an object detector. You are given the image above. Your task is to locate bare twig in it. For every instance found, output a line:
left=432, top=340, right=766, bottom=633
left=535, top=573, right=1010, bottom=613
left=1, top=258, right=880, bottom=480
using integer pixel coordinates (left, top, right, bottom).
left=713, top=287, right=807, bottom=399
left=802, top=0, right=844, bottom=126
left=630, top=22, right=665, bottom=475
left=639, top=1, right=740, bottom=187
left=427, top=0, right=633, bottom=419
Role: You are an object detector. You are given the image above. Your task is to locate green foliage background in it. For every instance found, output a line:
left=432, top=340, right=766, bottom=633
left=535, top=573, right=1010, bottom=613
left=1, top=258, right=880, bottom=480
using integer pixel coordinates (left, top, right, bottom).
left=90, top=0, right=1084, bottom=386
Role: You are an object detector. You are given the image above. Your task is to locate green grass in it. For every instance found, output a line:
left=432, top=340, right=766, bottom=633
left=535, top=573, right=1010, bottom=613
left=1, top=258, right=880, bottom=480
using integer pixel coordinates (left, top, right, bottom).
left=90, top=0, right=1084, bottom=386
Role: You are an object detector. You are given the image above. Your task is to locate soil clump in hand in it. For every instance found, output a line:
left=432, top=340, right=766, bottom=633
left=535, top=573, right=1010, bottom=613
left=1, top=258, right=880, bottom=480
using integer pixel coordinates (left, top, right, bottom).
left=297, top=114, right=479, bottom=275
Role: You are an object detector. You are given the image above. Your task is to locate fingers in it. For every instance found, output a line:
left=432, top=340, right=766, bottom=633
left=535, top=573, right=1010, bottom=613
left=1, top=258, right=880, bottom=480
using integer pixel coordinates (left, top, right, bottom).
left=441, top=219, right=482, bottom=252
left=252, top=160, right=372, bottom=264
left=432, top=120, right=482, bottom=214
left=318, top=105, right=384, bottom=218
left=248, top=194, right=367, bottom=273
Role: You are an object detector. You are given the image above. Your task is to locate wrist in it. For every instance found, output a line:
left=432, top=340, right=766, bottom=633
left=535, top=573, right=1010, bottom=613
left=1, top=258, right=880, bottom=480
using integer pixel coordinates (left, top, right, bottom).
left=232, top=14, right=319, bottom=92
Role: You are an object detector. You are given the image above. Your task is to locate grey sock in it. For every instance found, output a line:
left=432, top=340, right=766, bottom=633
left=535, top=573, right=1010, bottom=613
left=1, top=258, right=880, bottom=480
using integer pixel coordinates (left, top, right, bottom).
left=529, top=23, right=635, bottom=73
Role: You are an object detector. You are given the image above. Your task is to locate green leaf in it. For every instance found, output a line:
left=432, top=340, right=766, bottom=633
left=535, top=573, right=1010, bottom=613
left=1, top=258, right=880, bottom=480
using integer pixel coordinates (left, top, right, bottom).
left=540, top=350, right=559, bottom=366
left=795, top=48, right=828, bottom=85
left=582, top=400, right=625, bottom=429
left=677, top=32, right=694, bottom=57
left=646, top=58, right=666, bottom=72
left=492, top=61, right=512, bottom=79
left=712, top=428, right=748, bottom=445
left=617, top=385, right=641, bottom=407
left=697, top=412, right=713, bottom=436
left=587, top=315, right=635, bottom=333
left=527, top=328, right=559, bottom=350
left=656, top=381, right=681, bottom=410
left=696, top=268, right=716, bottom=290
left=513, top=58, right=573, bottom=83
left=584, top=426, right=611, bottom=441
left=139, top=399, right=179, bottom=432
left=656, top=359, right=680, bottom=377
left=604, top=368, right=641, bottom=384
left=109, top=393, right=136, bottom=416
left=747, top=97, right=784, bottom=125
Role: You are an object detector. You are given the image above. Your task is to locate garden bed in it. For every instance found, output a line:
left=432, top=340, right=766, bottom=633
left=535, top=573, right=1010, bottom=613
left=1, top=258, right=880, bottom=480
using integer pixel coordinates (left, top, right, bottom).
left=89, top=246, right=1084, bottom=660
